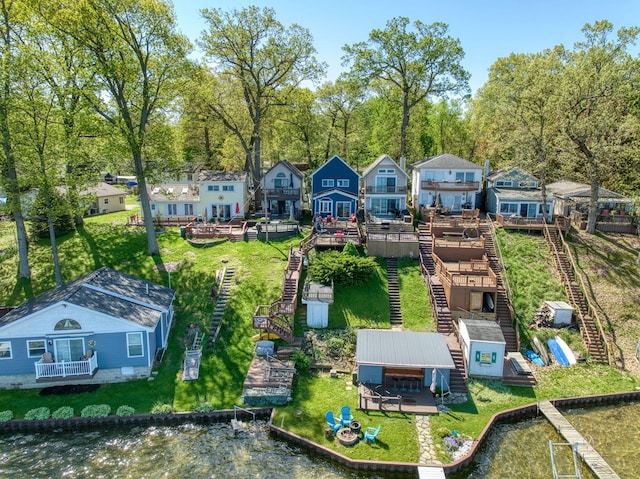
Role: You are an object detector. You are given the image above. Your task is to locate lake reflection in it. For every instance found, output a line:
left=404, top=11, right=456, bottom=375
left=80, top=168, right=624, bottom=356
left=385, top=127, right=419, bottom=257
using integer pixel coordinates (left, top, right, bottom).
left=0, top=421, right=382, bottom=479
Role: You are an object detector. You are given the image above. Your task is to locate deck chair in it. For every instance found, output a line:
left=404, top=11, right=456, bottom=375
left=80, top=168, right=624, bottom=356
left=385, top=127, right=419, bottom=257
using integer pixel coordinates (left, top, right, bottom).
left=363, top=425, right=381, bottom=443
left=325, top=411, right=341, bottom=433
left=339, top=405, right=353, bottom=426
left=42, top=352, right=54, bottom=363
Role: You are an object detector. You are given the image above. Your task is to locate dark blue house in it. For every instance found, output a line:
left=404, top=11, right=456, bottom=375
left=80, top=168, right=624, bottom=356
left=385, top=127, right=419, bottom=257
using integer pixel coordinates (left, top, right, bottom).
left=310, top=155, right=360, bottom=218
left=0, top=267, right=175, bottom=388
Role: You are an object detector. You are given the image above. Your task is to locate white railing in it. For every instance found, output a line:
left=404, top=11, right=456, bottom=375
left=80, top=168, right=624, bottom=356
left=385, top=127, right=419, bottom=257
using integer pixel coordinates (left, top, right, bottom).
left=35, top=352, right=98, bottom=379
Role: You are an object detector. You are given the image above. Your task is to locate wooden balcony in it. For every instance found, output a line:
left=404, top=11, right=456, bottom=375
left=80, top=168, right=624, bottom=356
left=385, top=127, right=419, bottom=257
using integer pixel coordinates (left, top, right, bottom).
left=420, top=180, right=480, bottom=192
left=35, top=352, right=98, bottom=381
left=365, top=185, right=408, bottom=194
left=265, top=187, right=301, bottom=199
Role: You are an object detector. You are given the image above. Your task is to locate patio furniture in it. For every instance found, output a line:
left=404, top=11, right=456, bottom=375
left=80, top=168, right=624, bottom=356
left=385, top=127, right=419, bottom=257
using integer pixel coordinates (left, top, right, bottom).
left=339, top=406, right=353, bottom=426
left=42, top=352, right=54, bottom=363
left=325, top=411, right=341, bottom=433
left=363, top=425, right=381, bottom=443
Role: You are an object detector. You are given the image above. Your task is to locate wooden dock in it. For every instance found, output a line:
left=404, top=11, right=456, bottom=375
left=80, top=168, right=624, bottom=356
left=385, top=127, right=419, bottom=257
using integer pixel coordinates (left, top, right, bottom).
left=538, top=400, right=620, bottom=479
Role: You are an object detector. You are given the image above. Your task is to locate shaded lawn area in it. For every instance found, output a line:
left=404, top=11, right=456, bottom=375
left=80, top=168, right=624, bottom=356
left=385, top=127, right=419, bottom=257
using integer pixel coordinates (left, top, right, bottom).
left=398, top=257, right=434, bottom=331
left=274, top=373, right=419, bottom=463
left=0, top=211, right=295, bottom=416
left=328, top=257, right=389, bottom=329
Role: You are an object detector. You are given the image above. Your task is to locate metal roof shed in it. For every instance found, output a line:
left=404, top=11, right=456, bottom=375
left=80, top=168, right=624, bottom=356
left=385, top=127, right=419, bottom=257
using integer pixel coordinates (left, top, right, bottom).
left=356, top=329, right=455, bottom=369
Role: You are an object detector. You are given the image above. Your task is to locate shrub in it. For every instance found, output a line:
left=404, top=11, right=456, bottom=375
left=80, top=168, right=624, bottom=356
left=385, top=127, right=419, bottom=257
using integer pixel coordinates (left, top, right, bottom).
left=116, top=405, right=135, bottom=417
left=292, top=350, right=310, bottom=371
left=194, top=401, right=215, bottom=413
left=0, top=410, right=13, bottom=422
left=307, top=251, right=376, bottom=286
left=25, top=407, right=51, bottom=420
left=52, top=406, right=74, bottom=419
left=341, top=242, right=359, bottom=256
left=150, top=400, right=173, bottom=414
left=81, top=404, right=111, bottom=418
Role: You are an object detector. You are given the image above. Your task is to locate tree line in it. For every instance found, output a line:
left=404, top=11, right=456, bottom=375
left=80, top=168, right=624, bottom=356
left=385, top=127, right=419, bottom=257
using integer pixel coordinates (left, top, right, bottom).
left=1, top=0, right=638, bottom=283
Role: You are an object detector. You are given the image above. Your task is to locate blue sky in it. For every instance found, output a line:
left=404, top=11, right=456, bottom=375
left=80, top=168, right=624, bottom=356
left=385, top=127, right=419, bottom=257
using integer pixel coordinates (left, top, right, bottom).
left=173, top=0, right=640, bottom=95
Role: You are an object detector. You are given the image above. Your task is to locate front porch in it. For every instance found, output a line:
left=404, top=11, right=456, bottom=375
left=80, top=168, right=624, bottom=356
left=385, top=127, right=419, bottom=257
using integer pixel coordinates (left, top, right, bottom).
left=0, top=365, right=152, bottom=390
left=357, top=383, right=438, bottom=414
left=35, top=352, right=99, bottom=382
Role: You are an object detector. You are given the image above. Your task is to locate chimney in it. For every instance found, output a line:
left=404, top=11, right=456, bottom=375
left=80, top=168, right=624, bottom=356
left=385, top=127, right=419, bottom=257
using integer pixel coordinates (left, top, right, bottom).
left=483, top=159, right=490, bottom=181
left=146, top=283, right=149, bottom=295
left=400, top=156, right=406, bottom=172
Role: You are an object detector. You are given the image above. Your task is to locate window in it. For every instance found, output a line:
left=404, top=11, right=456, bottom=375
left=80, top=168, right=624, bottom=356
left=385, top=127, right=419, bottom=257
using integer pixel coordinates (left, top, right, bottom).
left=54, top=319, right=81, bottom=331
left=321, top=179, right=334, bottom=187
left=274, top=172, right=287, bottom=188
left=167, top=204, right=177, bottom=215
left=207, top=185, right=213, bottom=191
left=222, top=185, right=234, bottom=192
left=119, top=197, right=124, bottom=204
left=455, top=172, right=465, bottom=182
left=0, top=341, right=11, bottom=359
left=151, top=204, right=156, bottom=210
left=184, top=204, right=193, bottom=215
left=499, top=203, right=518, bottom=214
left=127, top=332, right=143, bottom=357
left=465, top=172, right=475, bottom=182
left=187, top=173, right=193, bottom=181
left=378, top=168, right=394, bottom=174
left=214, top=185, right=220, bottom=191
left=27, top=340, right=46, bottom=358
left=496, top=181, right=512, bottom=187
left=336, top=179, right=349, bottom=188
left=319, top=199, right=332, bottom=213
left=103, top=198, right=109, bottom=204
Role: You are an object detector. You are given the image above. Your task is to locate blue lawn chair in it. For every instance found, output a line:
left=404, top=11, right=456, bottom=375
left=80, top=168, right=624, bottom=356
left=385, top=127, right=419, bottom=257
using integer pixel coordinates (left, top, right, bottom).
left=325, top=411, right=341, bottom=433
left=364, top=425, right=381, bottom=443
left=339, top=405, right=353, bottom=426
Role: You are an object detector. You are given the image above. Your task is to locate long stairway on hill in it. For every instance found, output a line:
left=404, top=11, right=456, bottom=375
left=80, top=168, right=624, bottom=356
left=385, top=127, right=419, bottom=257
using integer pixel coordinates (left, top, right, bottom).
left=544, top=224, right=608, bottom=363
left=386, top=258, right=403, bottom=327
left=417, top=223, right=467, bottom=394
left=207, top=267, right=234, bottom=350
left=478, top=222, right=519, bottom=352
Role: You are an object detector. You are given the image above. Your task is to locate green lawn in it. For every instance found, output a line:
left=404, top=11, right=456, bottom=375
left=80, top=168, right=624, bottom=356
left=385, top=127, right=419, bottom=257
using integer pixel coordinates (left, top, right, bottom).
left=0, top=215, right=638, bottom=465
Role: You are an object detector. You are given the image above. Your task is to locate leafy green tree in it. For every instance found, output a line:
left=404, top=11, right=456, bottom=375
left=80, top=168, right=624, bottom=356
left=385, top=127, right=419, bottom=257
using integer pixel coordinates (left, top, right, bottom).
left=473, top=50, right=564, bottom=219
left=558, top=21, right=640, bottom=233
left=199, top=6, right=325, bottom=185
left=343, top=17, right=469, bottom=159
left=45, top=0, right=193, bottom=255
left=307, top=250, right=376, bottom=286
left=0, top=0, right=31, bottom=278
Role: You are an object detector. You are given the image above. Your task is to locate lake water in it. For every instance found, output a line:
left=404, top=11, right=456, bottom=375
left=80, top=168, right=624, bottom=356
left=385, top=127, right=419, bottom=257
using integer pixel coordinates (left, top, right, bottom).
left=1, top=402, right=638, bottom=479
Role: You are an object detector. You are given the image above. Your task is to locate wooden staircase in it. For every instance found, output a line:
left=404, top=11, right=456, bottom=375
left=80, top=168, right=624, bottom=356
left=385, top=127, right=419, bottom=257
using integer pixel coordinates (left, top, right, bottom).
left=418, top=223, right=467, bottom=394
left=207, top=267, right=234, bottom=350
left=478, top=222, right=519, bottom=352
left=253, top=245, right=305, bottom=344
left=544, top=224, right=608, bottom=363
left=386, top=258, right=403, bottom=327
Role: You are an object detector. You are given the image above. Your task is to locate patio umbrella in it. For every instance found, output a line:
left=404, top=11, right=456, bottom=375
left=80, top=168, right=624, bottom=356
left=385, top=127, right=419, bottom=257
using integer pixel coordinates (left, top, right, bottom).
left=235, top=202, right=240, bottom=214
left=430, top=368, right=437, bottom=393
left=290, top=173, right=294, bottom=188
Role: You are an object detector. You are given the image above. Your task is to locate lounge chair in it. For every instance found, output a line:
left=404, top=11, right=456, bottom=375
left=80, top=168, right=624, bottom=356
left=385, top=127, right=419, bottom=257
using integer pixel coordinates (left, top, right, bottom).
left=325, top=411, right=341, bottom=433
left=339, top=405, right=353, bottom=426
left=363, top=425, right=381, bottom=443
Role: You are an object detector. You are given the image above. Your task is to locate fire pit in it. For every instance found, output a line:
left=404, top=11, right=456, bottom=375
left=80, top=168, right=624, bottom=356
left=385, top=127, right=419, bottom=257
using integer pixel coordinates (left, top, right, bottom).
left=350, top=420, right=361, bottom=434
left=336, top=427, right=359, bottom=446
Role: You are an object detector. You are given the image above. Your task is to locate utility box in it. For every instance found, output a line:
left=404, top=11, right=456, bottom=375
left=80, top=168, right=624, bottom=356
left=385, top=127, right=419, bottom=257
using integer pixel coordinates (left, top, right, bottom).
left=545, top=301, right=574, bottom=325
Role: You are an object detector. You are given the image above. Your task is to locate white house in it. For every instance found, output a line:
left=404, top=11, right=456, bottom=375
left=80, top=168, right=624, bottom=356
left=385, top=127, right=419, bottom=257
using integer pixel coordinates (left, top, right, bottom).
left=458, top=318, right=505, bottom=378
left=361, top=154, right=409, bottom=218
left=261, top=160, right=304, bottom=219
left=198, top=170, right=250, bottom=221
left=411, top=154, right=483, bottom=213
left=147, top=183, right=200, bottom=218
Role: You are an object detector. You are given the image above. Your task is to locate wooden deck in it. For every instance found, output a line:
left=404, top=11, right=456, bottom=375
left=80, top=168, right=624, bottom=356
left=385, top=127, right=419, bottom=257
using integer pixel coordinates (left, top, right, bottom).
left=538, top=400, right=620, bottom=479
left=357, top=384, right=439, bottom=415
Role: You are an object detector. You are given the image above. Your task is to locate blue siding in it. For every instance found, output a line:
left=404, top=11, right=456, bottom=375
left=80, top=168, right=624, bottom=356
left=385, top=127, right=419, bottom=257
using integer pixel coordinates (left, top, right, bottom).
left=311, top=156, right=360, bottom=216
left=357, top=365, right=383, bottom=384
left=486, top=189, right=498, bottom=214
left=0, top=331, right=150, bottom=375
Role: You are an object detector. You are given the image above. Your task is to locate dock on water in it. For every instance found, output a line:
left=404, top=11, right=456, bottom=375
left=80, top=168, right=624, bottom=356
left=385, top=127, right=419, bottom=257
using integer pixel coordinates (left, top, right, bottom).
left=538, top=400, right=620, bottom=479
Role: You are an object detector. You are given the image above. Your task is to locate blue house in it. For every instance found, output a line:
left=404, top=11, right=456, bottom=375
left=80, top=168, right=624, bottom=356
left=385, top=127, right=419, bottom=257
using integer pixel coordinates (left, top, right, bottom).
left=0, top=267, right=175, bottom=388
left=310, top=155, right=360, bottom=219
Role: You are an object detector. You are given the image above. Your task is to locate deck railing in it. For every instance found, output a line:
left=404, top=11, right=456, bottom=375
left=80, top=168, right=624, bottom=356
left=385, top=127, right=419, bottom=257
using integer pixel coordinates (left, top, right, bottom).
left=420, top=179, right=480, bottom=191
left=35, top=352, right=98, bottom=379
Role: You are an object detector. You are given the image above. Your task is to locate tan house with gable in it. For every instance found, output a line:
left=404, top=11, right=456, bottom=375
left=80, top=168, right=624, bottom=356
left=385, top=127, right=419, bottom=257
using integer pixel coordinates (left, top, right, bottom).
left=83, top=182, right=127, bottom=216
